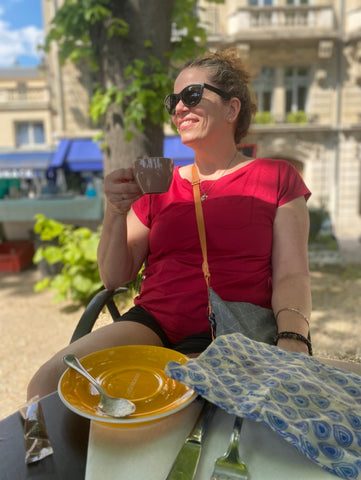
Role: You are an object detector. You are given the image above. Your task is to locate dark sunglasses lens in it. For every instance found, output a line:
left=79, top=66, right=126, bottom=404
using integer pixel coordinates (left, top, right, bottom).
left=164, top=94, right=176, bottom=114
left=182, top=85, right=203, bottom=107
left=164, top=85, right=204, bottom=114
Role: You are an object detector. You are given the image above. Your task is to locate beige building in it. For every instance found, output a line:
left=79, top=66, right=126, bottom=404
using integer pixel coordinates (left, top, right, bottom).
left=41, top=0, right=96, bottom=141
left=200, top=0, right=361, bottom=240
left=0, top=66, right=52, bottom=154
left=1, top=0, right=360, bottom=241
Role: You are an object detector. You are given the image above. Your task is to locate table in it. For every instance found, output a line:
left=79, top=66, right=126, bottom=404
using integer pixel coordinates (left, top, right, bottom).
left=0, top=393, right=89, bottom=480
left=85, top=400, right=336, bottom=480
left=0, top=393, right=337, bottom=480
left=1, top=359, right=360, bottom=480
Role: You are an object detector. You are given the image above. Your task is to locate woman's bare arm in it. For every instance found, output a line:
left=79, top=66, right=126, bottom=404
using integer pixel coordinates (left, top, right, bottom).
left=271, top=196, right=312, bottom=354
left=97, top=168, right=149, bottom=290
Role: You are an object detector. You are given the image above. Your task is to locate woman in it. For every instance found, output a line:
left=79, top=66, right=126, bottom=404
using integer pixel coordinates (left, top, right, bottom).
left=28, top=47, right=312, bottom=399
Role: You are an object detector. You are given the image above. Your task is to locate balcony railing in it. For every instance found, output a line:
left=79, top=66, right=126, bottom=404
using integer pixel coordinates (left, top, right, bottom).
left=0, top=87, right=50, bottom=107
left=202, top=6, right=336, bottom=37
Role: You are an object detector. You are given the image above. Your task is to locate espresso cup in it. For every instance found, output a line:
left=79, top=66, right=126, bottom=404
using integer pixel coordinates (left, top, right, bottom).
left=133, top=157, right=174, bottom=194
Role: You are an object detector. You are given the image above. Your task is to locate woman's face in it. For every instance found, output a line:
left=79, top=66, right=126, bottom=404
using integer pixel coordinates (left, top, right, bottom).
left=171, top=67, right=233, bottom=149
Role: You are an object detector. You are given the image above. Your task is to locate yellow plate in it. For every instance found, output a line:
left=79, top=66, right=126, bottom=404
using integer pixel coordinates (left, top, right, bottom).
left=58, top=345, right=196, bottom=426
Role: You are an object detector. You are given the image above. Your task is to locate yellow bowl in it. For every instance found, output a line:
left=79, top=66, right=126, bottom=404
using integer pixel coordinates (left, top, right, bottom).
left=58, top=345, right=196, bottom=427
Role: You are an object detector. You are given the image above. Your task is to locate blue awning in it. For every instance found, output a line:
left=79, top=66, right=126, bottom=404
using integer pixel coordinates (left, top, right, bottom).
left=163, top=136, right=194, bottom=166
left=0, top=151, right=53, bottom=178
left=49, top=138, right=103, bottom=172
left=48, top=138, right=71, bottom=169
left=0, top=139, right=257, bottom=178
left=48, top=137, right=195, bottom=173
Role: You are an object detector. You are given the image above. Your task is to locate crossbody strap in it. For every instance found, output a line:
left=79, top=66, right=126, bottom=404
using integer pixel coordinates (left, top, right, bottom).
left=191, top=164, right=215, bottom=337
left=191, top=164, right=211, bottom=288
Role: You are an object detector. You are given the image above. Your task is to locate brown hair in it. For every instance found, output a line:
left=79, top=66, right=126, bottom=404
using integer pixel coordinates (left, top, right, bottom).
left=182, top=47, right=257, bottom=143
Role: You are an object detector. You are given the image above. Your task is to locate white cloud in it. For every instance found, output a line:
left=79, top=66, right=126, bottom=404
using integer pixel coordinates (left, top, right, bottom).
left=0, top=14, right=44, bottom=67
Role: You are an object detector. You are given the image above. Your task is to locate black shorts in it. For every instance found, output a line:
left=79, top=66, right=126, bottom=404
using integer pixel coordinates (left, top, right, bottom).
left=117, top=305, right=212, bottom=355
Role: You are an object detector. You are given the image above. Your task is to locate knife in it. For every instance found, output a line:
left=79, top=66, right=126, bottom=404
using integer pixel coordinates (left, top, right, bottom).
left=165, top=400, right=217, bottom=480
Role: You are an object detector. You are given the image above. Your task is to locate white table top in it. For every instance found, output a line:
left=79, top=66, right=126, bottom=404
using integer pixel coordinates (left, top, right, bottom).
left=85, top=400, right=335, bottom=480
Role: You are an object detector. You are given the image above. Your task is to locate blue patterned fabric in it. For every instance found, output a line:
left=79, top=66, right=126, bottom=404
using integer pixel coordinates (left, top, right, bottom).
left=165, top=333, right=361, bottom=479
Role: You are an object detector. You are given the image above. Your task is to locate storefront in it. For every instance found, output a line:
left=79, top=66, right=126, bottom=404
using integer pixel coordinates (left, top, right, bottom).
left=0, top=150, right=53, bottom=198
left=0, top=147, right=103, bottom=241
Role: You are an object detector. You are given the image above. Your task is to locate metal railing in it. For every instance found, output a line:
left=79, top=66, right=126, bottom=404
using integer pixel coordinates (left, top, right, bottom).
left=200, top=5, right=335, bottom=36
left=0, top=87, right=50, bottom=104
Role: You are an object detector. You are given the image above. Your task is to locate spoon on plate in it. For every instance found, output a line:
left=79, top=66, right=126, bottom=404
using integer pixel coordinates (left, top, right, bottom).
left=63, top=353, right=136, bottom=418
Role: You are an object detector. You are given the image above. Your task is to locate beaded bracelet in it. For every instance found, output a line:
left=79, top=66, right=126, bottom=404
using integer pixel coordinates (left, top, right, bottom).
left=275, top=307, right=310, bottom=328
left=274, top=331, right=313, bottom=355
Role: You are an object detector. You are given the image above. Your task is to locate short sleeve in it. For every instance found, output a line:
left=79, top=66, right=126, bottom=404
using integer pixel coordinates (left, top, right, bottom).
left=132, top=195, right=152, bottom=227
left=277, top=161, right=311, bottom=207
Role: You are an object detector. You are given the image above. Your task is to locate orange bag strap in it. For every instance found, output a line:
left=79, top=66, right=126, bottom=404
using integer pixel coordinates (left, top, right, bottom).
left=191, top=164, right=214, bottom=337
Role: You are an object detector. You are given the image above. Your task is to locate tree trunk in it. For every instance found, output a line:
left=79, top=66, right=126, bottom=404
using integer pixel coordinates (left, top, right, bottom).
left=90, top=0, right=175, bottom=174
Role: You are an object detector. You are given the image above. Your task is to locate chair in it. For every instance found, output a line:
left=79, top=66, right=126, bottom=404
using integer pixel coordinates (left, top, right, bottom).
left=70, top=287, right=128, bottom=343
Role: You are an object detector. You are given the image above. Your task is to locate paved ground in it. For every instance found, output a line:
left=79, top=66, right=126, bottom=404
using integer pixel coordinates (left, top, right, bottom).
left=0, top=267, right=84, bottom=419
left=1, top=242, right=361, bottom=420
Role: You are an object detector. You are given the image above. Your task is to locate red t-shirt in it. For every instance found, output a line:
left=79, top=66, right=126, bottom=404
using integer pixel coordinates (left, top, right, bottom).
left=132, top=158, right=311, bottom=343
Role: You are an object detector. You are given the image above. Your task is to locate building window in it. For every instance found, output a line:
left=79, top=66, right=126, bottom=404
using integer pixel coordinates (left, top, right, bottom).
left=285, top=0, right=309, bottom=25
left=253, top=67, right=274, bottom=112
left=285, top=67, right=309, bottom=113
left=286, top=0, right=309, bottom=5
left=249, top=0, right=274, bottom=26
left=17, top=82, right=27, bottom=99
left=249, top=0, right=274, bottom=5
left=15, top=122, right=45, bottom=147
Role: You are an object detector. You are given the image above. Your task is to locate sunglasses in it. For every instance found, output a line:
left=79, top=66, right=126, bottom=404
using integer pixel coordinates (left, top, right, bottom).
left=164, top=83, right=231, bottom=115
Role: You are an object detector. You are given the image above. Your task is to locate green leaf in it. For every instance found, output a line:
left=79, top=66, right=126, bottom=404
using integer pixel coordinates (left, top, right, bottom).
left=84, top=5, right=111, bottom=23
left=33, top=247, right=45, bottom=264
left=72, top=274, right=94, bottom=293
left=34, top=277, right=50, bottom=292
left=51, top=274, right=71, bottom=295
left=42, top=246, right=63, bottom=264
left=108, top=18, right=129, bottom=38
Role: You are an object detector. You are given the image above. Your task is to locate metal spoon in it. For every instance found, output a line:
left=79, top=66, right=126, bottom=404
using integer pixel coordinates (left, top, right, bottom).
left=63, top=353, right=136, bottom=418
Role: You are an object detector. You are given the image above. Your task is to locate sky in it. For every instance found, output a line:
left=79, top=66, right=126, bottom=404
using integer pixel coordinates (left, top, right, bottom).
left=0, top=0, right=44, bottom=67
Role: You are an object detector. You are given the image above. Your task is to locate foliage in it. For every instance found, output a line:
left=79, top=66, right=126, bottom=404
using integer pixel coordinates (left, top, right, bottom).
left=286, top=110, right=307, bottom=124
left=44, top=0, right=129, bottom=70
left=253, top=111, right=274, bottom=125
left=254, top=111, right=308, bottom=125
left=90, top=56, right=172, bottom=141
left=308, top=208, right=339, bottom=250
left=44, top=0, right=224, bottom=140
left=33, top=215, right=144, bottom=306
left=33, top=214, right=103, bottom=305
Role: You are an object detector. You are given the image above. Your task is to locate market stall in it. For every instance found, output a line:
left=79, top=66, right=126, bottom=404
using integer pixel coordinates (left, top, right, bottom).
left=0, top=146, right=103, bottom=241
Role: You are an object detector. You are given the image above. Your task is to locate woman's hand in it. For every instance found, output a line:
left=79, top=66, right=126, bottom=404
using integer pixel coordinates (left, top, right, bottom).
left=104, top=168, right=142, bottom=215
left=98, top=168, right=149, bottom=289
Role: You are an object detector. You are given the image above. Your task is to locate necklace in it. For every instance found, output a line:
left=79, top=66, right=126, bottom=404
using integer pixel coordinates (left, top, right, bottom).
left=198, top=150, right=238, bottom=202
